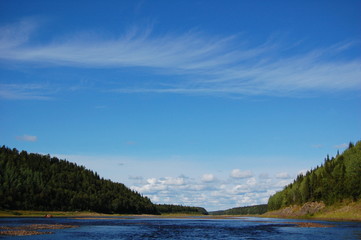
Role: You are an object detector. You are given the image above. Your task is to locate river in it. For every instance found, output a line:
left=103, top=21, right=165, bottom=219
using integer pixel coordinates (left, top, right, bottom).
left=1, top=216, right=360, bottom=239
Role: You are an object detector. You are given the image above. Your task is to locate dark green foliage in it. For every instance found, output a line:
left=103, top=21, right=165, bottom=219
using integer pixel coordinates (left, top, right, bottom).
left=268, top=141, right=361, bottom=211
left=209, top=204, right=268, bottom=215
left=155, top=204, right=208, bottom=215
left=0, top=146, right=158, bottom=214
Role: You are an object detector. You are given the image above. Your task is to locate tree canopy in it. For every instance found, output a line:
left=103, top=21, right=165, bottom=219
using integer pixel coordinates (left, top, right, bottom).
left=0, top=146, right=158, bottom=214
left=0, top=146, right=209, bottom=215
left=268, top=141, right=361, bottom=211
left=210, top=204, right=268, bottom=215
left=155, top=204, right=208, bottom=215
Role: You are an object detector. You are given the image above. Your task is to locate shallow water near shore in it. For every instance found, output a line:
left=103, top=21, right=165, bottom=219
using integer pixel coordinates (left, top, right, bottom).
left=1, top=217, right=361, bottom=239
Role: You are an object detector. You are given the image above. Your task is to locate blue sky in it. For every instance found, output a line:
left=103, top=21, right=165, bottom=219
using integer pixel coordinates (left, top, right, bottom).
left=0, top=0, right=360, bottom=211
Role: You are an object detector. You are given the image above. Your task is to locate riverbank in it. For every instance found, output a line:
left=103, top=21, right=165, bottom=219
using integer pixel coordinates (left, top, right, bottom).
left=2, top=200, right=360, bottom=221
left=0, top=210, right=209, bottom=218
left=0, top=210, right=130, bottom=218
left=263, top=200, right=361, bottom=221
left=0, top=224, right=78, bottom=236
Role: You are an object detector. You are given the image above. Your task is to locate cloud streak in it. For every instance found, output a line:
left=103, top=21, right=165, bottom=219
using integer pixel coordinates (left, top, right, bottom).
left=0, top=84, right=51, bottom=100
left=334, top=143, right=348, bottom=149
left=16, top=134, right=38, bottom=142
left=1, top=19, right=360, bottom=98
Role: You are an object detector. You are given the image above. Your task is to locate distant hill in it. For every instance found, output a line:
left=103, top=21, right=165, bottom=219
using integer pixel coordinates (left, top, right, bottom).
left=156, top=204, right=208, bottom=215
left=268, top=141, right=361, bottom=211
left=0, top=146, right=209, bottom=215
left=0, top=146, right=159, bottom=214
left=209, top=204, right=268, bottom=215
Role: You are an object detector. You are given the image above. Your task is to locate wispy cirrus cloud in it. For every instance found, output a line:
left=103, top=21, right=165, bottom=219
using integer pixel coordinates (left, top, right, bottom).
left=334, top=143, right=348, bottom=149
left=0, top=19, right=36, bottom=50
left=1, top=19, right=360, bottom=98
left=0, top=84, right=51, bottom=100
left=16, top=134, right=38, bottom=142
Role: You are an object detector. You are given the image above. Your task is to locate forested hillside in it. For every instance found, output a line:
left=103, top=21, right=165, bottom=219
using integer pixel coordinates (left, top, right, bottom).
left=0, top=146, right=158, bottom=214
left=156, top=204, right=208, bottom=215
left=210, top=204, right=268, bottom=215
left=268, top=141, right=361, bottom=211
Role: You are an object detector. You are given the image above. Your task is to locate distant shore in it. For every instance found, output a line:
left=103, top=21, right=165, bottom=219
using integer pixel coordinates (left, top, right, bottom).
left=0, top=210, right=212, bottom=218
left=0, top=210, right=144, bottom=218
left=1, top=200, right=360, bottom=222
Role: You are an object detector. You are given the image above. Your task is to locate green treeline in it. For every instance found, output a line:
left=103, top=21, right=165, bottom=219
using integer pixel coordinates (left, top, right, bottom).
left=268, top=141, right=361, bottom=211
left=155, top=204, right=208, bottom=215
left=0, top=146, right=209, bottom=215
left=209, top=204, right=268, bottom=215
left=0, top=146, right=158, bottom=214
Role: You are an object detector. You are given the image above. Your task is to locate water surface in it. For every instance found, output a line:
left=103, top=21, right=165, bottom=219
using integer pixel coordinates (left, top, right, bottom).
left=1, top=217, right=360, bottom=239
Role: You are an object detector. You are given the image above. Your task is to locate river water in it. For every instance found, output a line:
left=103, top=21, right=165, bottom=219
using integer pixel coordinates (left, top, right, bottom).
left=1, top=216, right=361, bottom=239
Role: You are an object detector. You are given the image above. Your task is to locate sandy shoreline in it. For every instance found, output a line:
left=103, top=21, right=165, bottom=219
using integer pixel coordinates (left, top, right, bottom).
left=0, top=224, right=79, bottom=236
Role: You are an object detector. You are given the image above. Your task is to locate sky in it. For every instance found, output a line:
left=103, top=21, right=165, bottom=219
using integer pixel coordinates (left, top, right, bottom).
left=0, top=0, right=360, bottom=211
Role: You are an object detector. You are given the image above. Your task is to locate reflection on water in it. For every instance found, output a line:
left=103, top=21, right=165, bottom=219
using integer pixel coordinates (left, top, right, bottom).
left=1, top=217, right=360, bottom=239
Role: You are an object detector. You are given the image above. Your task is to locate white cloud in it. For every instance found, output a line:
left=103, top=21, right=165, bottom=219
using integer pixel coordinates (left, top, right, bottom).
left=236, top=194, right=259, bottom=207
left=230, top=169, right=253, bottom=179
left=159, top=177, right=186, bottom=185
left=1, top=20, right=360, bottom=98
left=246, top=177, right=257, bottom=186
left=334, top=143, right=348, bottom=149
left=16, top=134, right=38, bottom=142
left=52, top=153, right=306, bottom=211
left=147, top=178, right=158, bottom=185
left=130, top=169, right=293, bottom=211
left=275, top=172, right=292, bottom=179
left=201, top=173, right=216, bottom=182
left=231, top=184, right=249, bottom=194
left=132, top=176, right=189, bottom=194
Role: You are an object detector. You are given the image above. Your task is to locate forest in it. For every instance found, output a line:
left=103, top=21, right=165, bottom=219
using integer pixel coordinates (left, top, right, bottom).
left=0, top=146, right=203, bottom=215
left=209, top=204, right=268, bottom=215
left=268, top=141, right=361, bottom=211
left=155, top=204, right=208, bottom=215
left=2, top=141, right=359, bottom=215
left=0, top=146, right=157, bottom=214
